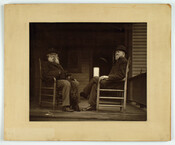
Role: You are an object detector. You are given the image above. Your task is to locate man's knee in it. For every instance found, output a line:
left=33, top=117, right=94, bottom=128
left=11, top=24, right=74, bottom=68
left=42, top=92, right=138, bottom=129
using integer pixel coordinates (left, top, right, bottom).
left=91, top=77, right=99, bottom=83
left=92, top=83, right=97, bottom=88
left=62, top=80, right=71, bottom=88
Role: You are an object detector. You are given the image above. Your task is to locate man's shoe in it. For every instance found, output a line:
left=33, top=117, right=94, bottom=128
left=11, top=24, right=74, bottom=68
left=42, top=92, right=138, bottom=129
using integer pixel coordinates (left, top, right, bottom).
left=80, top=92, right=88, bottom=99
left=82, top=106, right=96, bottom=111
left=62, top=106, right=74, bottom=112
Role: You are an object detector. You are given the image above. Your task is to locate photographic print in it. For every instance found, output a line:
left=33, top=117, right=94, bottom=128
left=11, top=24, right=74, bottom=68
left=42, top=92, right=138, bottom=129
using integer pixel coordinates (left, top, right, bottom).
left=29, top=22, right=147, bottom=121
left=4, top=4, right=170, bottom=141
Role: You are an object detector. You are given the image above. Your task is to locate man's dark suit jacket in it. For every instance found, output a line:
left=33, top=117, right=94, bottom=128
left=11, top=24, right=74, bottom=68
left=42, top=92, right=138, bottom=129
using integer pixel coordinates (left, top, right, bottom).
left=42, top=61, right=67, bottom=80
left=108, top=57, right=127, bottom=81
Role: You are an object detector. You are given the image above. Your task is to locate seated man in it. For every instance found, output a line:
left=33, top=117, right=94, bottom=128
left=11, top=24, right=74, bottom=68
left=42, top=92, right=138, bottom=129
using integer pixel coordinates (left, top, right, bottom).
left=80, top=45, right=127, bottom=111
left=42, top=48, right=80, bottom=112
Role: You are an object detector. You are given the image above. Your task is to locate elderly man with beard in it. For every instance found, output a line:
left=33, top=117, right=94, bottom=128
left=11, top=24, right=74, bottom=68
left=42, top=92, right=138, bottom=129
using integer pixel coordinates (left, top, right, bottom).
left=42, top=48, right=80, bottom=112
left=80, top=45, right=128, bottom=111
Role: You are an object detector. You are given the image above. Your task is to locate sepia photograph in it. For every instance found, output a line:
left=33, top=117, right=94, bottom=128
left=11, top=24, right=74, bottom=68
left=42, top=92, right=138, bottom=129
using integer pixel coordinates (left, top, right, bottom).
left=4, top=4, right=171, bottom=141
left=29, top=22, right=147, bottom=121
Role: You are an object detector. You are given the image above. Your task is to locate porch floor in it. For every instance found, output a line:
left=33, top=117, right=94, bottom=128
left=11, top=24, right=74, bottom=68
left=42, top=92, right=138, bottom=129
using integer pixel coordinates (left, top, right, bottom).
left=30, top=98, right=147, bottom=121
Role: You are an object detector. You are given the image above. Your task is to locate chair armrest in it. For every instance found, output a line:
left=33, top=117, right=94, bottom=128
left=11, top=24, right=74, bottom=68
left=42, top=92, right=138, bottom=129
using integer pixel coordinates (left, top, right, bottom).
left=98, top=77, right=104, bottom=83
left=99, top=77, right=103, bottom=81
left=99, top=76, right=109, bottom=81
left=99, top=77, right=126, bottom=82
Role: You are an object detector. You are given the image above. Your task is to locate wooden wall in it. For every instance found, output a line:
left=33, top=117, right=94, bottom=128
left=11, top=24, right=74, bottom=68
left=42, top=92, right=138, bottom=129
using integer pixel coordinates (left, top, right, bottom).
left=70, top=49, right=92, bottom=93
left=127, top=23, right=147, bottom=103
left=131, top=23, right=147, bottom=77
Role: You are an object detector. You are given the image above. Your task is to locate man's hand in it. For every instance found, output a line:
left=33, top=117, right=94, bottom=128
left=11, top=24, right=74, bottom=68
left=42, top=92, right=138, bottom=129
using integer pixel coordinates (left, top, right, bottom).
left=73, top=79, right=80, bottom=85
left=99, top=75, right=109, bottom=80
left=55, top=57, right=59, bottom=64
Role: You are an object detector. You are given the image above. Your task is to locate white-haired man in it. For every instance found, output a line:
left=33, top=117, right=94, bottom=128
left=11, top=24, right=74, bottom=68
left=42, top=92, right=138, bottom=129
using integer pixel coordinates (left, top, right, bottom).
left=42, top=48, right=79, bottom=112
left=80, top=45, right=127, bottom=111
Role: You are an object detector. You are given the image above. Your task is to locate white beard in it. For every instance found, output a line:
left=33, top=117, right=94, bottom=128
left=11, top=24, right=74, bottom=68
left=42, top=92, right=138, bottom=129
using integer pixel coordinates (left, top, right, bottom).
left=115, top=56, right=120, bottom=60
left=48, top=58, right=54, bottom=63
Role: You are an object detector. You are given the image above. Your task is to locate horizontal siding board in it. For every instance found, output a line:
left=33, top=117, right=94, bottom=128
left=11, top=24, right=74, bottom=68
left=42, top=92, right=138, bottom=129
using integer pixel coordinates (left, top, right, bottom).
left=133, top=61, right=146, bottom=63
left=133, top=34, right=147, bottom=36
left=133, top=29, right=147, bottom=31
left=133, top=49, right=147, bottom=52
left=133, top=33, right=147, bottom=35
left=133, top=39, right=147, bottom=42
left=132, top=65, right=147, bottom=68
left=133, top=59, right=147, bottom=61
left=132, top=59, right=147, bottom=62
left=132, top=65, right=146, bottom=68
left=133, top=59, right=146, bottom=62
left=132, top=68, right=147, bottom=71
left=133, top=55, right=147, bottom=57
left=133, top=69, right=146, bottom=71
left=132, top=31, right=147, bottom=34
left=133, top=37, right=147, bottom=39
left=133, top=40, right=147, bottom=43
left=132, top=70, right=147, bottom=73
left=132, top=45, right=147, bottom=47
left=132, top=71, right=146, bottom=74
left=133, top=69, right=147, bottom=72
left=133, top=29, right=147, bottom=32
left=133, top=69, right=146, bottom=72
left=132, top=36, right=147, bottom=39
left=133, top=33, right=146, bottom=35
left=133, top=65, right=147, bottom=68
left=132, top=63, right=147, bottom=65
left=132, top=49, right=147, bottom=52
left=133, top=70, right=146, bottom=73
left=132, top=52, right=146, bottom=55
left=133, top=55, right=146, bottom=58
left=133, top=45, right=147, bottom=47
left=132, top=39, right=147, bottom=43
